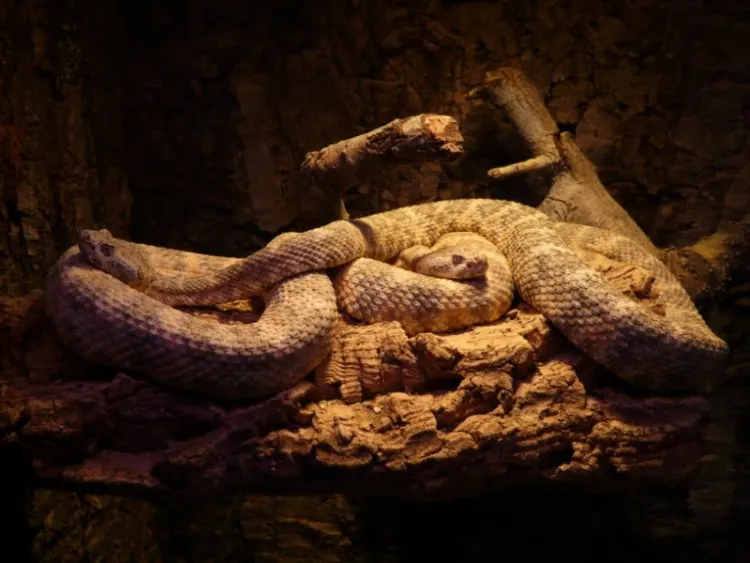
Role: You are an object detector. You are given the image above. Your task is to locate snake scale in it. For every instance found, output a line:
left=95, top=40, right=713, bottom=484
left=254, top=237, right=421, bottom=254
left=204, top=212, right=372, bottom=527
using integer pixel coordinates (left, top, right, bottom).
left=45, top=198, right=729, bottom=400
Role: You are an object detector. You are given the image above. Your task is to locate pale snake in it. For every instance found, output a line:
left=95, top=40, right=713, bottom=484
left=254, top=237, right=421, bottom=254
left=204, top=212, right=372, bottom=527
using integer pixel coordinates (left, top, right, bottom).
left=44, top=198, right=729, bottom=400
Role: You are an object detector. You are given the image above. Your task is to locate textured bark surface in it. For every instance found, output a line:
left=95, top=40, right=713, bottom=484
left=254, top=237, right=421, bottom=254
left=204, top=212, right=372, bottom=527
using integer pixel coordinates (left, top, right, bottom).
left=0, top=296, right=710, bottom=500
left=1, top=0, right=750, bottom=562
left=293, top=113, right=465, bottom=227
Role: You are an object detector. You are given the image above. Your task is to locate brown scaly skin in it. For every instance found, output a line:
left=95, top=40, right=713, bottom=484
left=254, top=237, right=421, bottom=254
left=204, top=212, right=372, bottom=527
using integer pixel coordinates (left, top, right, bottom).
left=46, top=199, right=729, bottom=399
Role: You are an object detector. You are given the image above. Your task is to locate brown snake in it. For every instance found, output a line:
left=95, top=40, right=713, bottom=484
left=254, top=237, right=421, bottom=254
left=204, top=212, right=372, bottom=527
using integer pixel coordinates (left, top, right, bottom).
left=45, top=198, right=729, bottom=400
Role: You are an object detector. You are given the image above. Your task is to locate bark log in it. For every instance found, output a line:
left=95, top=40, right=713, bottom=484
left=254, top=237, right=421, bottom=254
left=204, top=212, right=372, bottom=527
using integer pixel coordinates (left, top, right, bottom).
left=468, top=67, right=660, bottom=257
left=291, top=114, right=465, bottom=228
left=0, top=294, right=710, bottom=499
left=0, top=68, right=735, bottom=499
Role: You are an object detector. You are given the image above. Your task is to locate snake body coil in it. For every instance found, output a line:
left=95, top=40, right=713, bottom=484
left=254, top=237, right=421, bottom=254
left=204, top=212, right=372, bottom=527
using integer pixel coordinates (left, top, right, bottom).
left=45, top=199, right=729, bottom=400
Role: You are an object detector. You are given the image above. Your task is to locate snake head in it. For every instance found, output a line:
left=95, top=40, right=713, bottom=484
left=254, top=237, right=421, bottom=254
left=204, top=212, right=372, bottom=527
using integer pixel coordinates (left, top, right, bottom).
left=414, top=247, right=489, bottom=280
left=78, top=229, right=154, bottom=289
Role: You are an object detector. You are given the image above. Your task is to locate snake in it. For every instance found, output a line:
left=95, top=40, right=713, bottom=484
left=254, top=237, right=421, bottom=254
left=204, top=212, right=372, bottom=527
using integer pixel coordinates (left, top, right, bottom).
left=336, top=231, right=515, bottom=335
left=44, top=198, right=729, bottom=400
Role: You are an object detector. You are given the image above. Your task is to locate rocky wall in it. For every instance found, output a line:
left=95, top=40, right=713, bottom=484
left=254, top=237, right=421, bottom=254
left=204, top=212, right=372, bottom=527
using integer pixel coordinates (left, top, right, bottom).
left=120, top=0, right=750, bottom=252
left=0, top=0, right=130, bottom=297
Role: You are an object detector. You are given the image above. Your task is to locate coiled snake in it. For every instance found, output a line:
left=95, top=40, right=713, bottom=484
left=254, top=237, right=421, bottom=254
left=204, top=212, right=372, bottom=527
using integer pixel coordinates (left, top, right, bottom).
left=45, top=198, right=729, bottom=400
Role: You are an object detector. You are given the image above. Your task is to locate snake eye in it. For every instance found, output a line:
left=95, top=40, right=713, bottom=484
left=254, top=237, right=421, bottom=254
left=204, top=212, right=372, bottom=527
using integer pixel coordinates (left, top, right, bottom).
left=100, top=242, right=114, bottom=257
left=452, top=255, right=464, bottom=265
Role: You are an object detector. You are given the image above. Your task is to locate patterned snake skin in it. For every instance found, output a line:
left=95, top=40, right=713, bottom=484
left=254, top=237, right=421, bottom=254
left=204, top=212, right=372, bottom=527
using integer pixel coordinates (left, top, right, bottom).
left=337, top=232, right=515, bottom=335
left=45, top=198, right=729, bottom=400
left=45, top=236, right=338, bottom=400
